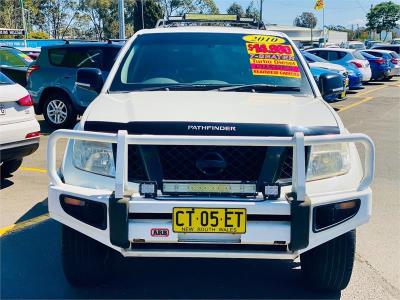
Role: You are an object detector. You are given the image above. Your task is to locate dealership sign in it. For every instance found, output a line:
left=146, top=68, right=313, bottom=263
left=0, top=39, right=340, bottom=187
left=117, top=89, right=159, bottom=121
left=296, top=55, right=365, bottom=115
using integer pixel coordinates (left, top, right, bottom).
left=0, top=28, right=25, bottom=35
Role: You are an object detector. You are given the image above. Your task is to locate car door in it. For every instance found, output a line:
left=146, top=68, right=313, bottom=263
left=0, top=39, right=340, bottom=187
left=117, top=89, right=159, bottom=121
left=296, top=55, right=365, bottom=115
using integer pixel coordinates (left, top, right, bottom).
left=75, top=46, right=121, bottom=108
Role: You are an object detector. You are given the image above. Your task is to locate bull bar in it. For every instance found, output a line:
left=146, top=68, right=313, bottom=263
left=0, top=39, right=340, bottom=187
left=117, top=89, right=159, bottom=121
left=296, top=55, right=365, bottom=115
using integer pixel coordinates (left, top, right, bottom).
left=48, top=129, right=375, bottom=198
left=47, top=129, right=375, bottom=255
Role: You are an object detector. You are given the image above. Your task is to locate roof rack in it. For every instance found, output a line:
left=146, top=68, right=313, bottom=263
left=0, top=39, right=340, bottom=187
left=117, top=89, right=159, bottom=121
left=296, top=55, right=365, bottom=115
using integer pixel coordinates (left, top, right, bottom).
left=62, top=39, right=99, bottom=44
left=156, top=14, right=264, bottom=29
left=106, top=39, right=127, bottom=44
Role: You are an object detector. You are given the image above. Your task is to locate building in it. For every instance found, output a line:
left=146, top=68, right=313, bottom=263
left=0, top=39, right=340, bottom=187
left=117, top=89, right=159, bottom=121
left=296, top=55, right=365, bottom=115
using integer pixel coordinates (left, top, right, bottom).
left=265, top=24, right=347, bottom=46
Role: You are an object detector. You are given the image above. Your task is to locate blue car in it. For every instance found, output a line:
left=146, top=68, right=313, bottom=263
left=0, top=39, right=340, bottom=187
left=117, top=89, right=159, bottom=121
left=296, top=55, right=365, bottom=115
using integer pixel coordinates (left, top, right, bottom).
left=302, top=50, right=363, bottom=90
left=359, top=51, right=391, bottom=80
left=346, top=65, right=364, bottom=90
left=27, top=42, right=122, bottom=128
left=309, top=66, right=344, bottom=102
left=362, top=49, right=400, bottom=79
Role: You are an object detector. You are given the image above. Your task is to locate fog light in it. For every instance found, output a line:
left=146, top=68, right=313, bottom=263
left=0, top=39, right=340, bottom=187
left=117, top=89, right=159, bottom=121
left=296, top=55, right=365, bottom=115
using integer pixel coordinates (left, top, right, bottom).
left=63, top=196, right=85, bottom=206
left=263, top=184, right=280, bottom=200
left=60, top=195, right=107, bottom=230
left=139, top=182, right=157, bottom=197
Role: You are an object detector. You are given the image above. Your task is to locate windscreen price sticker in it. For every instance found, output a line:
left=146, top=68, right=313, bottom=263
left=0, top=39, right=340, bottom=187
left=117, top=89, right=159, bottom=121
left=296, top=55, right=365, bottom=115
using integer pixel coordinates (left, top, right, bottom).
left=243, top=35, right=301, bottom=79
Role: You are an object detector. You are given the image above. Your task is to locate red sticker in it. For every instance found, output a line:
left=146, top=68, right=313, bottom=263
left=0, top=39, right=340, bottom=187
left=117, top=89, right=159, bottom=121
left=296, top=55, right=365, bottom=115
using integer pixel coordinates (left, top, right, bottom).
left=151, top=228, right=169, bottom=237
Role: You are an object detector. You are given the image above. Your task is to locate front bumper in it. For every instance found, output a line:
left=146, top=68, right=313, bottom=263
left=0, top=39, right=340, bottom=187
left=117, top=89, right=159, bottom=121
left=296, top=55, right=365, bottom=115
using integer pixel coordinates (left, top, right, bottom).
left=47, top=130, right=375, bottom=259
left=49, top=184, right=372, bottom=259
left=389, top=66, right=400, bottom=76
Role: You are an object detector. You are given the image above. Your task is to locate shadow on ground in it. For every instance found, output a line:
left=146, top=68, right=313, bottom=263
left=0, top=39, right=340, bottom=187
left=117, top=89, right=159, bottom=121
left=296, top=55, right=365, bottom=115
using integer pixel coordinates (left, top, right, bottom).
left=0, top=177, right=14, bottom=190
left=1, top=220, right=340, bottom=299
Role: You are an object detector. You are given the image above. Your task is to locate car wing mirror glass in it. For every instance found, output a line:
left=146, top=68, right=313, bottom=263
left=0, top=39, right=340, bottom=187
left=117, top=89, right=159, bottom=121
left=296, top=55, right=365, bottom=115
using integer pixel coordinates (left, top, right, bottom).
left=76, top=67, right=103, bottom=94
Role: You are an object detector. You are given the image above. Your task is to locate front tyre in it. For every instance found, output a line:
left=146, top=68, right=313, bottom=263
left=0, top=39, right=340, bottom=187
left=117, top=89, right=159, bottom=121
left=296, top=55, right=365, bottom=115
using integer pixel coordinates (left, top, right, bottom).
left=300, top=230, right=356, bottom=292
left=62, top=225, right=112, bottom=286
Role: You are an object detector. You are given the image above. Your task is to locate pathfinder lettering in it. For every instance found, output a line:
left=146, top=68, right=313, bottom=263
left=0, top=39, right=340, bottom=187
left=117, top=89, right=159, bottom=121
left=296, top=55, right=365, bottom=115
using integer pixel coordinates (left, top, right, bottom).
left=187, top=125, right=236, bottom=132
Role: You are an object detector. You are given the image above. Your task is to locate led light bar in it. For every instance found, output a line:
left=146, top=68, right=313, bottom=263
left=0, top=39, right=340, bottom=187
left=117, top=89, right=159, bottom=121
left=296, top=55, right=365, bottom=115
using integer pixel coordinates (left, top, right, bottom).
left=162, top=181, right=257, bottom=196
left=184, top=14, right=238, bottom=21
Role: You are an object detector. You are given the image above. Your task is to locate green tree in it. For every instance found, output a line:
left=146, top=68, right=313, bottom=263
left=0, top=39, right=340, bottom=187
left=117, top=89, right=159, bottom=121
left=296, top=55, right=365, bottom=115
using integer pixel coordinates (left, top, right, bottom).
left=134, top=0, right=163, bottom=31
left=195, top=0, right=219, bottom=14
left=366, top=1, right=400, bottom=41
left=294, top=12, right=317, bottom=42
left=40, top=0, right=78, bottom=38
left=27, top=31, right=50, bottom=39
left=245, top=0, right=259, bottom=20
left=226, top=2, right=244, bottom=17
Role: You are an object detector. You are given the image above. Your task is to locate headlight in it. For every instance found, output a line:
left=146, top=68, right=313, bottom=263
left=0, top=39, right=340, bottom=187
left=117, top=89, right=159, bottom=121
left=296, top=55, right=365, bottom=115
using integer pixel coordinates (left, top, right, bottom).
left=306, top=143, right=350, bottom=181
left=72, top=140, right=115, bottom=177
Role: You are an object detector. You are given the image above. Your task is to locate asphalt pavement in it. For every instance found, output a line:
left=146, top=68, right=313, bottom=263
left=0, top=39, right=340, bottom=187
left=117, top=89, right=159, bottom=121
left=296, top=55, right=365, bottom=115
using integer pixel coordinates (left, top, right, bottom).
left=1, top=79, right=399, bottom=299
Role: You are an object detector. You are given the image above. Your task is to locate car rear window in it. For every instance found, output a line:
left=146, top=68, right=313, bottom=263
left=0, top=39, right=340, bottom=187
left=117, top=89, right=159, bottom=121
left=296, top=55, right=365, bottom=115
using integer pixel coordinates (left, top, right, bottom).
left=48, top=46, right=120, bottom=71
left=353, top=51, right=366, bottom=60
left=365, top=51, right=383, bottom=57
left=0, top=48, right=33, bottom=67
left=0, top=71, right=13, bottom=84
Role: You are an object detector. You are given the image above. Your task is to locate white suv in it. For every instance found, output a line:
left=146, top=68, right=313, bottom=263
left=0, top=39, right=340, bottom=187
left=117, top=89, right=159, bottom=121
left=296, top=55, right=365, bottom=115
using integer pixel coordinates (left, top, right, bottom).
left=47, top=22, right=375, bottom=292
left=0, top=72, right=40, bottom=176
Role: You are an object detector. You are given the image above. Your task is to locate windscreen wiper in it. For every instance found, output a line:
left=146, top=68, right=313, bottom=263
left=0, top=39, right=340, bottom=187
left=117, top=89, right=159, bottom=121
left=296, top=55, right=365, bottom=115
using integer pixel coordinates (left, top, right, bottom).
left=136, top=84, right=219, bottom=91
left=215, top=84, right=301, bottom=92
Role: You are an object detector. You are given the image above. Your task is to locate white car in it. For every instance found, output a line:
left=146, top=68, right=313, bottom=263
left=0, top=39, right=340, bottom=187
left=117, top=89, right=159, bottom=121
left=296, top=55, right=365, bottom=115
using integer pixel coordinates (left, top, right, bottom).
left=0, top=72, right=40, bottom=176
left=47, top=18, right=375, bottom=292
left=346, top=41, right=366, bottom=50
left=306, top=48, right=372, bottom=82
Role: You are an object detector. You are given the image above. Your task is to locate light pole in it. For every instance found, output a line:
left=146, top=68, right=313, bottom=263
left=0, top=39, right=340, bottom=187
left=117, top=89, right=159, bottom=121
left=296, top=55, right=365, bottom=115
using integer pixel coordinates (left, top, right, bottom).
left=141, top=0, right=145, bottom=29
left=19, top=0, right=28, bottom=46
left=118, top=0, right=125, bottom=39
left=259, top=0, right=264, bottom=25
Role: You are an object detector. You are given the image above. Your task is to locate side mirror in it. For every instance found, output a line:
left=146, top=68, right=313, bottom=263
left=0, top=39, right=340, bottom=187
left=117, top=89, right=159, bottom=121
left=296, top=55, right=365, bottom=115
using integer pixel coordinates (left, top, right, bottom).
left=76, top=68, right=103, bottom=94
left=318, top=73, right=343, bottom=97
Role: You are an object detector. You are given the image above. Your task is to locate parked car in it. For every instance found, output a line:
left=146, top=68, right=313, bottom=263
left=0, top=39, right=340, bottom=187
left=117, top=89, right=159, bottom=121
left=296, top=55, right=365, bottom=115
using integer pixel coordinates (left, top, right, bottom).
left=47, top=23, right=374, bottom=292
left=391, top=38, right=400, bottom=45
left=359, top=51, right=391, bottom=81
left=27, top=41, right=122, bottom=129
left=17, top=47, right=41, bottom=60
left=365, top=40, right=381, bottom=49
left=309, top=66, right=346, bottom=102
left=301, top=52, right=348, bottom=100
left=306, top=48, right=372, bottom=82
left=371, top=44, right=400, bottom=54
left=0, top=46, right=33, bottom=86
left=0, top=72, right=40, bottom=177
left=346, top=41, right=366, bottom=50
left=302, top=50, right=362, bottom=90
left=362, top=49, right=400, bottom=79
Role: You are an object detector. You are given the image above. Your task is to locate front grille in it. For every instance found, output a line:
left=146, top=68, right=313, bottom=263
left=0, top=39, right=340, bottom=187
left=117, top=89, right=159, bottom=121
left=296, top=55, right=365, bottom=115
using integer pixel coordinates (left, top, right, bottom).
left=158, top=145, right=267, bottom=181
left=279, top=148, right=293, bottom=179
left=127, top=145, right=148, bottom=181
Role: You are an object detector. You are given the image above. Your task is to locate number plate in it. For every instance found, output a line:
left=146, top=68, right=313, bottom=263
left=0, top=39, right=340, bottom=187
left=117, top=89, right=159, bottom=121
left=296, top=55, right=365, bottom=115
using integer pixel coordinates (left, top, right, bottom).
left=173, top=208, right=246, bottom=234
left=0, top=104, right=5, bottom=115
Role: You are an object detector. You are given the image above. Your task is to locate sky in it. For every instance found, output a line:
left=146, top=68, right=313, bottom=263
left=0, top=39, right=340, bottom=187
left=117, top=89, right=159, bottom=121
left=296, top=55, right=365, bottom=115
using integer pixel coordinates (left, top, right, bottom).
left=216, top=0, right=400, bottom=29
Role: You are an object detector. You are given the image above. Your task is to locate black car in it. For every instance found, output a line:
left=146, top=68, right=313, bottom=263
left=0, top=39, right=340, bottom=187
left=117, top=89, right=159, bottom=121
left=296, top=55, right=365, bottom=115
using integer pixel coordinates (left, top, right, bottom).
left=0, top=46, right=34, bottom=86
left=371, top=44, right=400, bottom=54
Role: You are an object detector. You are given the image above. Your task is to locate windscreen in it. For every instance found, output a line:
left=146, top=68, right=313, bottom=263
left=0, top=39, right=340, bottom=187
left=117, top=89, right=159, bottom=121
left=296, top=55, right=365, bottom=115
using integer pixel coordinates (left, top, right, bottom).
left=110, top=33, right=312, bottom=94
